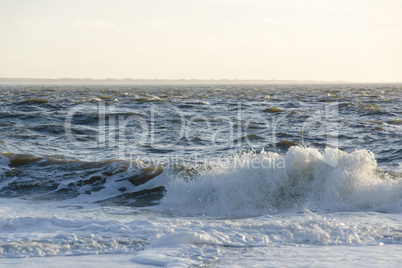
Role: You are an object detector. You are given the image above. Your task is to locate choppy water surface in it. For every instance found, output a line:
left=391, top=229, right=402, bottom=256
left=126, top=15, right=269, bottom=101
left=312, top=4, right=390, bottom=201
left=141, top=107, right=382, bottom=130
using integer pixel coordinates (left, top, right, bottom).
left=0, top=84, right=401, bottom=266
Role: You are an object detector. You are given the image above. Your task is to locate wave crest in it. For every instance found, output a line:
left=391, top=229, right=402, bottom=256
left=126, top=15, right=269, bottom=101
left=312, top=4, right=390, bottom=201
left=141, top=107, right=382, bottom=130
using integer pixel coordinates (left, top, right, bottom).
left=159, top=147, right=402, bottom=216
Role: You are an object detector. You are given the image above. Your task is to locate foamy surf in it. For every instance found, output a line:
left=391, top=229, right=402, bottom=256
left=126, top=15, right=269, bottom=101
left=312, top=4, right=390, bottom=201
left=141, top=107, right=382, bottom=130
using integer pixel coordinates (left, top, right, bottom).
left=159, top=147, right=402, bottom=216
left=1, top=146, right=401, bottom=215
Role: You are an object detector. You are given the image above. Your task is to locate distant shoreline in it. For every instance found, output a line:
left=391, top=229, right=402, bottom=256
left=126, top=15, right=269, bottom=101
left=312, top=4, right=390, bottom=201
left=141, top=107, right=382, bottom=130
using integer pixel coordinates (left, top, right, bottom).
left=0, top=77, right=356, bottom=85
left=0, top=77, right=399, bottom=85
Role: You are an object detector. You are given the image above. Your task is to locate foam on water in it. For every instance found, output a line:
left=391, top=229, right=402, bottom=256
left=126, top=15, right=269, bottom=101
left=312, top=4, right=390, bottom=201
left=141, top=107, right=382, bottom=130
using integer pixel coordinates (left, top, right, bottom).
left=1, top=148, right=402, bottom=265
left=129, top=209, right=402, bottom=267
left=160, top=147, right=402, bottom=216
left=0, top=217, right=146, bottom=257
left=2, top=196, right=401, bottom=264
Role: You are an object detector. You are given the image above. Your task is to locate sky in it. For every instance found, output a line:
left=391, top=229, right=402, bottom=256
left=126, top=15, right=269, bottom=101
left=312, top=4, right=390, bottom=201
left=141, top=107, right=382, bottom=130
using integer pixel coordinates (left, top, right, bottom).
left=0, top=0, right=401, bottom=82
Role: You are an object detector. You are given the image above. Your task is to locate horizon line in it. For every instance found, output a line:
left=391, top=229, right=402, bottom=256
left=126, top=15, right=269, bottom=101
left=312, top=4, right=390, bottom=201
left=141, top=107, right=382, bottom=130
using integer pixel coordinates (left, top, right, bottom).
left=1, top=77, right=401, bottom=84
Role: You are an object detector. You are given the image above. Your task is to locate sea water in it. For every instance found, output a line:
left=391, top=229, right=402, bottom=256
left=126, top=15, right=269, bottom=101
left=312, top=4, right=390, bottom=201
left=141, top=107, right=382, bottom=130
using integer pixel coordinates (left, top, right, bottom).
left=0, top=84, right=401, bottom=267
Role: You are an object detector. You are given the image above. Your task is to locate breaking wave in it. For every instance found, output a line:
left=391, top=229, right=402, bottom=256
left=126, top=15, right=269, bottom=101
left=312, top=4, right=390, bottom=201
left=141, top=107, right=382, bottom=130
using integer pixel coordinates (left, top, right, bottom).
left=1, top=147, right=402, bottom=216
left=159, top=147, right=402, bottom=216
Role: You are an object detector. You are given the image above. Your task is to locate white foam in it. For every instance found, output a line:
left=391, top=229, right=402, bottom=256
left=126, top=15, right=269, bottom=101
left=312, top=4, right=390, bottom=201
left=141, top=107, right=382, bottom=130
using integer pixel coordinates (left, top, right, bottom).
left=159, top=147, right=402, bottom=216
left=131, top=246, right=198, bottom=268
left=1, top=196, right=401, bottom=264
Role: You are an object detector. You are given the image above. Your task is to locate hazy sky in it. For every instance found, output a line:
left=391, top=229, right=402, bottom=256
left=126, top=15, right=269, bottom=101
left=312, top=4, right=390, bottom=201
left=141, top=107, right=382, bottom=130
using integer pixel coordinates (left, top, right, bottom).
left=0, top=0, right=401, bottom=82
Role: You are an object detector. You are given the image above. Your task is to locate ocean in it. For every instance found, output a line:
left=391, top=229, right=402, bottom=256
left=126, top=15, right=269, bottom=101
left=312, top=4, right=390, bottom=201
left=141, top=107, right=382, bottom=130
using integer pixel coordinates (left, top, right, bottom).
left=0, top=83, right=401, bottom=267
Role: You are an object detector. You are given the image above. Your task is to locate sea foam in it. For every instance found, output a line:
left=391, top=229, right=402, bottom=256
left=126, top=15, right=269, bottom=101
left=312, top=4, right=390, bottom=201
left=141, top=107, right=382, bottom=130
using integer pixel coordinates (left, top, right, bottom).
left=159, top=147, right=402, bottom=216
